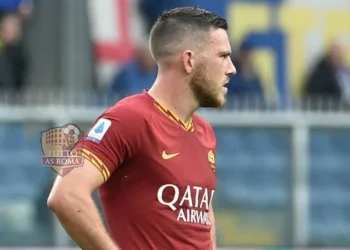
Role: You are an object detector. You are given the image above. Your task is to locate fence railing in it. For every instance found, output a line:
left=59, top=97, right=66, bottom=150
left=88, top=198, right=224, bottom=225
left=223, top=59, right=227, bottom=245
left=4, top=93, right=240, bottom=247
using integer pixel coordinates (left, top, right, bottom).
left=1, top=91, right=350, bottom=112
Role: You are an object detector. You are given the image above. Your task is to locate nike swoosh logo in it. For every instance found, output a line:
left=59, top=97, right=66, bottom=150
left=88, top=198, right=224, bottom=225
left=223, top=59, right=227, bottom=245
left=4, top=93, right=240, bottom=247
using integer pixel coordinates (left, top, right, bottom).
left=162, top=151, right=179, bottom=160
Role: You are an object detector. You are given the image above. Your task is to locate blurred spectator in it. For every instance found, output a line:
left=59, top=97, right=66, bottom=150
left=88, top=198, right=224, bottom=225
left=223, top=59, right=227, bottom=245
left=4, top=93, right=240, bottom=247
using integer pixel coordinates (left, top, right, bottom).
left=304, top=41, right=350, bottom=107
left=0, top=0, right=34, bottom=16
left=17, top=0, right=34, bottom=21
left=109, top=42, right=157, bottom=98
left=226, top=43, right=264, bottom=107
left=0, top=13, right=28, bottom=93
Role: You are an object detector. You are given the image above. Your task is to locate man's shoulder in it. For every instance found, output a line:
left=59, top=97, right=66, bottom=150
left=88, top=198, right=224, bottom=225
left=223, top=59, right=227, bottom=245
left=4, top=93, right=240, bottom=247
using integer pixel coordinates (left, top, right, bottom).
left=193, top=113, right=212, bottom=129
left=193, top=113, right=216, bottom=147
left=107, top=93, right=151, bottom=116
left=99, top=93, right=153, bottom=128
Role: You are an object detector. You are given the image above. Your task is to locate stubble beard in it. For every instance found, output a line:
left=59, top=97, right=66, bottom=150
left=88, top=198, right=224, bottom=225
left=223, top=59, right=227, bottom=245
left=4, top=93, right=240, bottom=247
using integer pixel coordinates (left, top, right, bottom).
left=189, top=62, right=223, bottom=108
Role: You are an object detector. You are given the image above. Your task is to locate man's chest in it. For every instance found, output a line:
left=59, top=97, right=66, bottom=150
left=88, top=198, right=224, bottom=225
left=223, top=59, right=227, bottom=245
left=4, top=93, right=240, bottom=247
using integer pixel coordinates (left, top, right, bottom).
left=143, top=128, right=217, bottom=192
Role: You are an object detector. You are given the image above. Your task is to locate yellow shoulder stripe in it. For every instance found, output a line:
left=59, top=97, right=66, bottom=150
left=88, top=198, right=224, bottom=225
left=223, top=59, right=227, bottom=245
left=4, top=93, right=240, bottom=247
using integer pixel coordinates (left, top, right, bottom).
left=80, top=148, right=111, bottom=182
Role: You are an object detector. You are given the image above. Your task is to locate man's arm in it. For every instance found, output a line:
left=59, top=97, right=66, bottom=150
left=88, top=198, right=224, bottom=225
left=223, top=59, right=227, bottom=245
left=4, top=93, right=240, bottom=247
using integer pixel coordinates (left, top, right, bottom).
left=209, top=202, right=217, bottom=250
left=47, top=160, right=120, bottom=250
left=48, top=107, right=145, bottom=249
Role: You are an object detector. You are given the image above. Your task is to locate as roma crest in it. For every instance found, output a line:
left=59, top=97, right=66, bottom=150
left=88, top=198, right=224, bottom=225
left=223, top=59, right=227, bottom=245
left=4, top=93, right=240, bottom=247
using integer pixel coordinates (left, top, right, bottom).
left=41, top=124, right=84, bottom=176
left=208, top=149, right=216, bottom=172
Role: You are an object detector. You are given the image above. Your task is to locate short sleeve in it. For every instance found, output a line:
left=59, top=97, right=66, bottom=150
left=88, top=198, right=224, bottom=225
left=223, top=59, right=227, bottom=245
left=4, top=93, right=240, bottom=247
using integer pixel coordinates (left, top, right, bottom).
left=74, top=105, right=146, bottom=182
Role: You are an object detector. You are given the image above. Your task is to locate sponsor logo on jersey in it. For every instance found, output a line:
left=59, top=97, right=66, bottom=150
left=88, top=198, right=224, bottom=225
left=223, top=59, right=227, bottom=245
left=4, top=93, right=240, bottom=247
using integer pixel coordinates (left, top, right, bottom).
left=87, top=118, right=111, bottom=144
left=157, top=184, right=215, bottom=225
left=41, top=124, right=84, bottom=176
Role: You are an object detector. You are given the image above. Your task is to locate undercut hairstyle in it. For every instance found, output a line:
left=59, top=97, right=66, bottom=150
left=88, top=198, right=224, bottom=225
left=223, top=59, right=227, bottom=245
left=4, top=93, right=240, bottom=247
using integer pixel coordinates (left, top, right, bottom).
left=149, top=7, right=228, bottom=62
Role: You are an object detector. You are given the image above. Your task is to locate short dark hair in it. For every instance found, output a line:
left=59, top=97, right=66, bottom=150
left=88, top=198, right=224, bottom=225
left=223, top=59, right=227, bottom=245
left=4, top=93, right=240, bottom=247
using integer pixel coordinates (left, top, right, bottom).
left=149, top=7, right=228, bottom=61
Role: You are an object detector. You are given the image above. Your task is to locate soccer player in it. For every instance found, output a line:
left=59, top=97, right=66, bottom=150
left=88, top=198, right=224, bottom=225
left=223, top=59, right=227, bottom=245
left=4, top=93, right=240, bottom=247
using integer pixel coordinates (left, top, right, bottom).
left=47, top=7, right=236, bottom=250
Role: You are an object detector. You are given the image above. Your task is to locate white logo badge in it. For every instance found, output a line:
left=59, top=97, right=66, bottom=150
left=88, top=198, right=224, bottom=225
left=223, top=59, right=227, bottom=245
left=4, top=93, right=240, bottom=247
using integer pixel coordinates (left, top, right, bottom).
left=87, top=118, right=111, bottom=144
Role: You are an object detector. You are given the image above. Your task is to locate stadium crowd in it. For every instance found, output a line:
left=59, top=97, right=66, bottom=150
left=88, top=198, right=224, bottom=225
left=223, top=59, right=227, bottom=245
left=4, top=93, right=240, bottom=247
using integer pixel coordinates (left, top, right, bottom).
left=0, top=0, right=349, bottom=110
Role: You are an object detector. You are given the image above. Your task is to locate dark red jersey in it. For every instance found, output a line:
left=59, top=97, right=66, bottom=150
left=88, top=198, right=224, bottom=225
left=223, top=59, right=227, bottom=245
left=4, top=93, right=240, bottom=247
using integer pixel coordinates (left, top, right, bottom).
left=75, top=91, right=217, bottom=250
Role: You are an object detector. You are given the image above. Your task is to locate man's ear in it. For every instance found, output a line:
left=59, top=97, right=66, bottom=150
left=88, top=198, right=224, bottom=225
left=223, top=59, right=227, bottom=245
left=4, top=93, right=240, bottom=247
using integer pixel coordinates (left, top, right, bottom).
left=182, top=50, right=195, bottom=74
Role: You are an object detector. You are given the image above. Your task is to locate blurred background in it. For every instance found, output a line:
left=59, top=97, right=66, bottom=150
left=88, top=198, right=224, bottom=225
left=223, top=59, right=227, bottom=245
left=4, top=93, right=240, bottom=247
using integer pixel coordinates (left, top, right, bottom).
left=0, top=0, right=350, bottom=249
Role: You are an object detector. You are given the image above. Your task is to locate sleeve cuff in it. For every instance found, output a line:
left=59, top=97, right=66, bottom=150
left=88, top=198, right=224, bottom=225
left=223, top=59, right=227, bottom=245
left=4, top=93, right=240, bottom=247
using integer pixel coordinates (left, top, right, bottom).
left=80, top=148, right=111, bottom=182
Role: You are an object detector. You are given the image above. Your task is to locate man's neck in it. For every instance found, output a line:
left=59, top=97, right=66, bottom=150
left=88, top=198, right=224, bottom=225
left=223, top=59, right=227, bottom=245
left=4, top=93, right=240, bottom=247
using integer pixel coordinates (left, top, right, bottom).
left=148, top=75, right=198, bottom=124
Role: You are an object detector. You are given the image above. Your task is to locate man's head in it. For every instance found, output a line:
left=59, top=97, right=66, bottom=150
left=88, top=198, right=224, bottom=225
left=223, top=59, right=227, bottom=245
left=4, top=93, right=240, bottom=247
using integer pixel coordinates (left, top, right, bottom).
left=237, top=43, right=255, bottom=73
left=0, top=13, right=22, bottom=45
left=149, top=7, right=236, bottom=108
left=328, top=40, right=347, bottom=67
